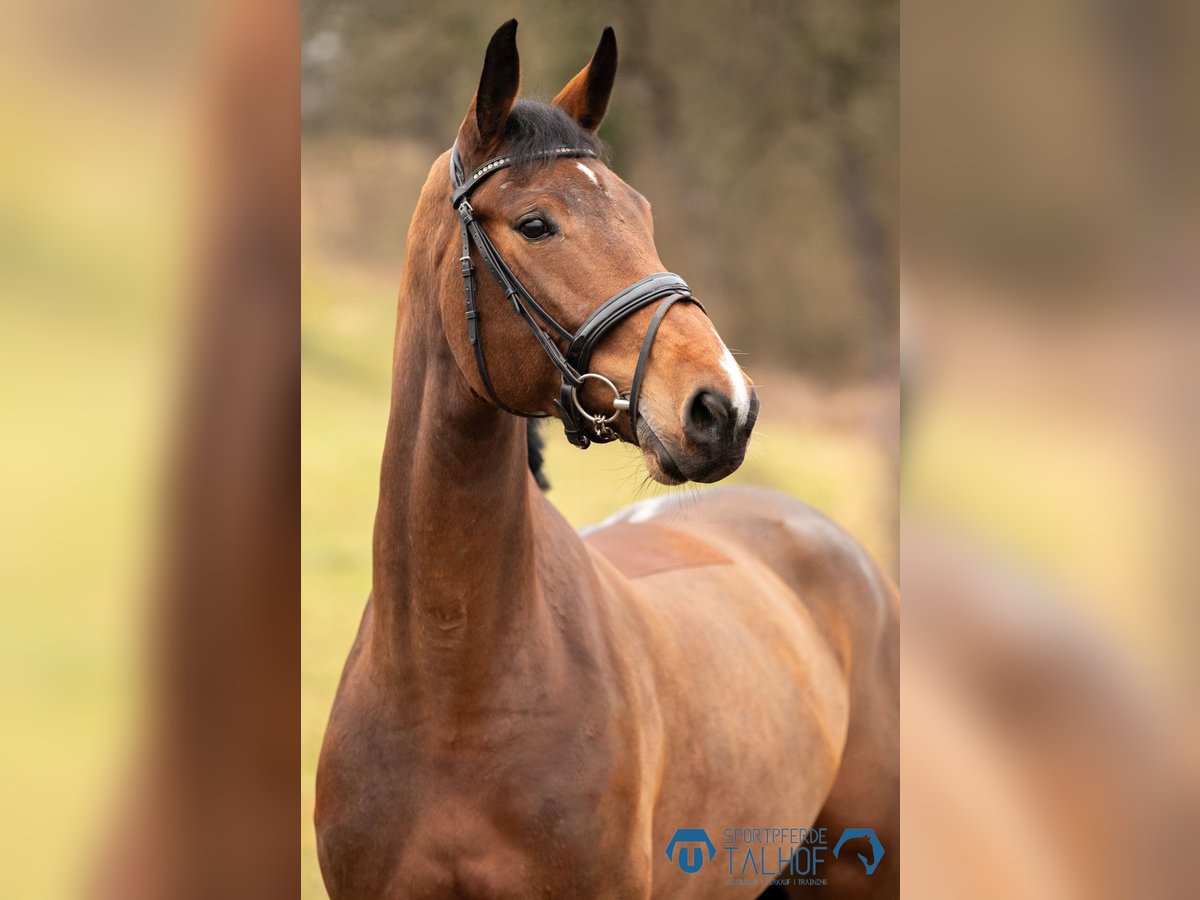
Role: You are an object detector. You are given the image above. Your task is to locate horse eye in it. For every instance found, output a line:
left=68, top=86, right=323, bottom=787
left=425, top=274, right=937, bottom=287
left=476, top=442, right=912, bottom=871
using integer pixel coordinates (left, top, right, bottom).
left=516, top=217, right=552, bottom=241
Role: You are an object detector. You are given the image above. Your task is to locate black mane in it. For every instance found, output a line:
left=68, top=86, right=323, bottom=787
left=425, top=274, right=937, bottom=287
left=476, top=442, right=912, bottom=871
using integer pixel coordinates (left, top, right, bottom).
left=501, top=100, right=607, bottom=170
left=527, top=420, right=550, bottom=491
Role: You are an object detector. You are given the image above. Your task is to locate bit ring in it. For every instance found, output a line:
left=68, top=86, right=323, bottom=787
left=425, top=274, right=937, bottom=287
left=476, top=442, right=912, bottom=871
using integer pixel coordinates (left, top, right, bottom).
left=570, top=372, right=628, bottom=427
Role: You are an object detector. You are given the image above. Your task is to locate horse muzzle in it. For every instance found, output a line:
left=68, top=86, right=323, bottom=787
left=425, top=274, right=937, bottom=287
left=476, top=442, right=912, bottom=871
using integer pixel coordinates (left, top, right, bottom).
left=638, top=386, right=758, bottom=485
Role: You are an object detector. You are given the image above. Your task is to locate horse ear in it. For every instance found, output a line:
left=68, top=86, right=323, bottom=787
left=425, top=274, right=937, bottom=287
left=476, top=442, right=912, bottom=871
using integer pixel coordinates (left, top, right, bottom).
left=551, top=26, right=617, bottom=133
left=458, top=19, right=521, bottom=159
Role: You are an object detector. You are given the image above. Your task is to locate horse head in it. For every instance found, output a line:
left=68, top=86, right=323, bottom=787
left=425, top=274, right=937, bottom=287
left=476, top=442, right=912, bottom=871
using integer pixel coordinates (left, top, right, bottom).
left=441, top=20, right=758, bottom=483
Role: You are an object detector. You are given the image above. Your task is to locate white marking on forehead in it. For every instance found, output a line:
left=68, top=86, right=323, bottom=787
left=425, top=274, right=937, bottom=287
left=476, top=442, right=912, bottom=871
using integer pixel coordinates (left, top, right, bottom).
left=711, top=324, right=751, bottom=427
left=575, top=161, right=600, bottom=187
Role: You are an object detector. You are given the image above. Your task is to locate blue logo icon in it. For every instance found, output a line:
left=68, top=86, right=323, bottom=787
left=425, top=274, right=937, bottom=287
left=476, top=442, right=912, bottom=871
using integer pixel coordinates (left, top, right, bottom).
left=832, top=827, right=885, bottom=875
left=665, top=828, right=716, bottom=873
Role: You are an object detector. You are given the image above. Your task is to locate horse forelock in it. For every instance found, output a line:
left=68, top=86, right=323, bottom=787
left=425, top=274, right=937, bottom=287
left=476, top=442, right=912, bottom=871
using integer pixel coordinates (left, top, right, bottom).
left=499, top=100, right=608, bottom=171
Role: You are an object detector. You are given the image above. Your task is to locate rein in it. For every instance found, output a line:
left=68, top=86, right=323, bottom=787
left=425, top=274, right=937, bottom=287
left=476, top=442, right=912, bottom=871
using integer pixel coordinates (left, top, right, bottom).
left=450, top=144, right=705, bottom=449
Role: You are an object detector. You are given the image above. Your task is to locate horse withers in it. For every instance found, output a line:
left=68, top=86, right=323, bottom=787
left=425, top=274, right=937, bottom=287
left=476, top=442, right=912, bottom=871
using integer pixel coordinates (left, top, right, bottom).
left=315, top=20, right=898, bottom=899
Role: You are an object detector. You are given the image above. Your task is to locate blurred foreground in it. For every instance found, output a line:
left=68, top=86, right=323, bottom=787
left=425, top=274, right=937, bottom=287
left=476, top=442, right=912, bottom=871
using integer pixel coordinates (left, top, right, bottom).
left=901, top=288, right=1199, bottom=899
left=0, top=1, right=298, bottom=897
left=903, top=0, right=1199, bottom=895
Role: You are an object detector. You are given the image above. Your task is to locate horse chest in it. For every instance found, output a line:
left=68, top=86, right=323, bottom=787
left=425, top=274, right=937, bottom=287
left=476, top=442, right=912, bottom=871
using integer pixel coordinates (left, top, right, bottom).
left=318, top=692, right=644, bottom=899
left=321, top=763, right=637, bottom=898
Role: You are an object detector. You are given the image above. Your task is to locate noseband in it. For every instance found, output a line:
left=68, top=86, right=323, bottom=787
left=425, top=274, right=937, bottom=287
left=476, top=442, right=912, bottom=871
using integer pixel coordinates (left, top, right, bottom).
left=450, top=144, right=705, bottom=449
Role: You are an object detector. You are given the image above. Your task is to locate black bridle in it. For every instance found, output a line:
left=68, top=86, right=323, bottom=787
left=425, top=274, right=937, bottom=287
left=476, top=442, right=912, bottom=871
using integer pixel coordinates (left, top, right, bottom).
left=450, top=144, right=705, bottom=449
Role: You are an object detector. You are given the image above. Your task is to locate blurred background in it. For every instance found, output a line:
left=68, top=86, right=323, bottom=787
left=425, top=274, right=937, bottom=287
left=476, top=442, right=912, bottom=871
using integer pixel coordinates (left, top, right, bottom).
left=301, top=4, right=897, bottom=896
left=903, top=0, right=1198, bottom=897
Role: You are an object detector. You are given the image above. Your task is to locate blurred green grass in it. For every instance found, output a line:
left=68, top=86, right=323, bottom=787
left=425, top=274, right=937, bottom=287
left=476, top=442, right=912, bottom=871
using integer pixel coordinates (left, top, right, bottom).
left=0, top=87, right=178, bottom=899
left=300, top=261, right=893, bottom=898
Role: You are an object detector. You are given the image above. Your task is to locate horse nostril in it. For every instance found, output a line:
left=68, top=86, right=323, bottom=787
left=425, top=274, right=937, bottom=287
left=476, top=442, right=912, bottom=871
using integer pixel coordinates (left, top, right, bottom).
left=684, top=389, right=732, bottom=446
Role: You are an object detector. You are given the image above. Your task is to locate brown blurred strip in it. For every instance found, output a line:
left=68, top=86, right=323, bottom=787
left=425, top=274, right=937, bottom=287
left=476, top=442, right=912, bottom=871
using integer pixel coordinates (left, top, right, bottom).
left=92, top=2, right=299, bottom=897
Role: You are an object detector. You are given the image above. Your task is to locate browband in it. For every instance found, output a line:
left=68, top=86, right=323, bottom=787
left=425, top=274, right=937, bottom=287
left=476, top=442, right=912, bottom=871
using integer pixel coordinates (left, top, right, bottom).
left=449, top=143, right=705, bottom=449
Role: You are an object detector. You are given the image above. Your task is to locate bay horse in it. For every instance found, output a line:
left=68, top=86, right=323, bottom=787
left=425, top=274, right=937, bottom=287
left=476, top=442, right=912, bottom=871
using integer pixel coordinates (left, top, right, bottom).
left=316, top=20, right=898, bottom=899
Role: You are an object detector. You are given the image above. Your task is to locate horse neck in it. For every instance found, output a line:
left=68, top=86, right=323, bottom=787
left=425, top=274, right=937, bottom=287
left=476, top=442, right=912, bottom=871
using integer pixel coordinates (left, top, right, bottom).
left=368, top=167, right=567, bottom=694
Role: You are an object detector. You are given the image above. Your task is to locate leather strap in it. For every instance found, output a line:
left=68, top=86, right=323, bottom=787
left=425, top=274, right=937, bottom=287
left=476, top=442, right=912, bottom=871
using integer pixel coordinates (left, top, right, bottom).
left=451, top=146, right=594, bottom=210
left=464, top=214, right=573, bottom=345
left=458, top=196, right=540, bottom=417
left=568, top=273, right=694, bottom=370
left=629, top=293, right=688, bottom=429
